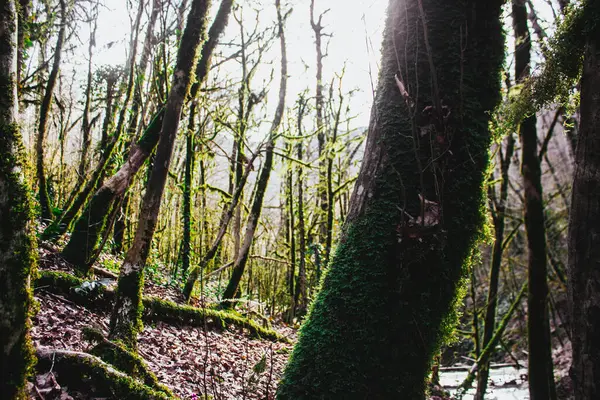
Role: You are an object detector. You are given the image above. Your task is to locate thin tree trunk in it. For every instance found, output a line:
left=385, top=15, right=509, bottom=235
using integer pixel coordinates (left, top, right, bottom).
left=0, top=2, right=36, bottom=396
left=513, top=1, right=557, bottom=399
left=78, top=5, right=97, bottom=184
left=61, top=0, right=233, bottom=276
left=475, top=134, right=515, bottom=399
left=16, top=0, right=29, bottom=97
left=221, top=1, right=288, bottom=308
left=109, top=0, right=211, bottom=349
left=310, top=0, right=328, bottom=263
left=36, top=0, right=66, bottom=222
left=181, top=0, right=235, bottom=276
left=277, top=0, right=504, bottom=397
left=568, top=3, right=600, bottom=399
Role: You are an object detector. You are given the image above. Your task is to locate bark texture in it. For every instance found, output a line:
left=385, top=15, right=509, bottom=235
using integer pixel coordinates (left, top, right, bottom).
left=109, top=0, right=211, bottom=348
left=277, top=0, right=504, bottom=398
left=36, top=0, right=66, bottom=222
left=0, top=1, right=36, bottom=396
left=568, top=2, right=600, bottom=398
left=513, top=1, right=557, bottom=398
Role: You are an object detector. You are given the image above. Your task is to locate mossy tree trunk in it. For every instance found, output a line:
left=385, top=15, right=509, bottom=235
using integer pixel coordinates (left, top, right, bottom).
left=0, top=1, right=36, bottom=396
left=36, top=0, right=66, bottom=222
left=61, top=0, right=233, bottom=277
left=60, top=110, right=165, bottom=275
left=310, top=0, right=330, bottom=266
left=180, top=0, right=234, bottom=277
left=109, top=0, right=211, bottom=349
left=568, top=2, right=600, bottom=399
left=475, top=133, right=515, bottom=400
left=512, top=1, right=557, bottom=399
left=294, top=100, right=308, bottom=317
left=276, top=0, right=504, bottom=398
left=221, top=0, right=288, bottom=308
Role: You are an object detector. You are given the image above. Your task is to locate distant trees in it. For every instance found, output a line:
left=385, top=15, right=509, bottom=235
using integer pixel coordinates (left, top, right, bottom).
left=0, top=0, right=37, bottom=396
left=277, top=0, right=505, bottom=397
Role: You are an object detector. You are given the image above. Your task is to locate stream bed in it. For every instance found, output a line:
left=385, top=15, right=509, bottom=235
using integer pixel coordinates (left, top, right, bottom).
left=441, top=365, right=529, bottom=399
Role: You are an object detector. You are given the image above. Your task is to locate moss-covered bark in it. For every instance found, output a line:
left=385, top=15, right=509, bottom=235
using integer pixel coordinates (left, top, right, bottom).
left=110, top=0, right=212, bottom=349
left=0, top=1, right=37, bottom=397
left=36, top=348, right=172, bottom=399
left=276, top=0, right=504, bottom=398
left=568, top=2, right=600, bottom=399
left=60, top=109, right=165, bottom=275
left=512, top=1, right=557, bottom=399
left=35, top=0, right=65, bottom=222
left=83, top=327, right=173, bottom=396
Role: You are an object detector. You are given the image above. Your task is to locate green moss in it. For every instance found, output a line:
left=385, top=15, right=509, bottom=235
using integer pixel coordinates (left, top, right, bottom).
left=109, top=268, right=145, bottom=349
left=35, top=349, right=173, bottom=399
left=34, top=271, right=288, bottom=342
left=0, top=7, right=38, bottom=394
left=276, top=0, right=504, bottom=398
left=143, top=297, right=289, bottom=343
left=82, top=327, right=173, bottom=396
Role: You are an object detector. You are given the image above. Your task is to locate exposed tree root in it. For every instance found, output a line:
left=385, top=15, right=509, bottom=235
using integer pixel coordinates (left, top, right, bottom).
left=82, top=327, right=173, bottom=396
left=35, top=271, right=290, bottom=343
left=35, top=347, right=173, bottom=399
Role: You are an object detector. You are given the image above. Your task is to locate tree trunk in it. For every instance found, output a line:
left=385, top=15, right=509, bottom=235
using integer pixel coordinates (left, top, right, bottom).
left=109, top=0, right=211, bottom=349
left=311, top=0, right=329, bottom=266
left=0, top=1, right=36, bottom=396
left=276, top=0, right=504, bottom=397
left=220, top=0, right=287, bottom=308
left=61, top=0, right=233, bottom=278
left=568, top=3, right=600, bottom=399
left=36, top=0, right=66, bottom=222
left=180, top=0, right=234, bottom=276
left=475, top=134, right=515, bottom=399
left=60, top=110, right=165, bottom=274
left=512, top=1, right=557, bottom=399
left=78, top=6, right=97, bottom=185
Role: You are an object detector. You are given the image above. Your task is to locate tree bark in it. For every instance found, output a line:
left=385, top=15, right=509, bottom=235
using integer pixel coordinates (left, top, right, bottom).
left=180, top=0, right=234, bottom=276
left=60, top=110, right=165, bottom=274
left=109, top=0, right=211, bottom=349
left=568, top=2, right=600, bottom=399
left=512, top=1, right=557, bottom=399
left=0, top=1, right=36, bottom=396
left=36, top=0, right=66, bottom=222
left=475, top=134, right=515, bottom=399
left=276, top=0, right=504, bottom=397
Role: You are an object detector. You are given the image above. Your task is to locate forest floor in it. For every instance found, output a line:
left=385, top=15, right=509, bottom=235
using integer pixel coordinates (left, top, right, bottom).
left=27, top=244, right=573, bottom=400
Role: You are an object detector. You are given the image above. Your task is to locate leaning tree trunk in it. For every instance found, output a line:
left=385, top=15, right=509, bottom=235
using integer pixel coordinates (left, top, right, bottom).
left=42, top=1, right=145, bottom=242
left=61, top=0, right=233, bottom=276
left=0, top=1, right=37, bottom=396
left=109, top=0, right=211, bottom=349
left=220, top=0, right=287, bottom=308
left=568, top=2, right=600, bottom=399
left=36, top=0, right=66, bottom=222
left=512, top=1, right=557, bottom=399
left=276, top=0, right=504, bottom=398
left=180, top=0, right=234, bottom=276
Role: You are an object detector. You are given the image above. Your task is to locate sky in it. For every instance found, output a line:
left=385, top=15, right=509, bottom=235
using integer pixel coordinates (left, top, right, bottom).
left=72, top=0, right=389, bottom=128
